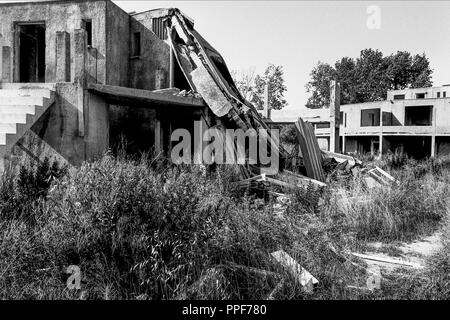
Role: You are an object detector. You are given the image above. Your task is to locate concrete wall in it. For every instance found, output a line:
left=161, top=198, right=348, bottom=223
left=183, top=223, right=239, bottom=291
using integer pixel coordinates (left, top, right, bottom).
left=340, top=98, right=450, bottom=136
left=387, top=86, right=450, bottom=100
left=129, top=12, right=171, bottom=90
left=106, top=1, right=129, bottom=86
left=10, top=83, right=109, bottom=168
left=0, top=0, right=107, bottom=83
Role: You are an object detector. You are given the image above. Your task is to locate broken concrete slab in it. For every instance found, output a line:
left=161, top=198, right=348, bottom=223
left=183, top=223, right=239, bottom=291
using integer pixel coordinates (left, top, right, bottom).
left=271, top=250, right=319, bottom=293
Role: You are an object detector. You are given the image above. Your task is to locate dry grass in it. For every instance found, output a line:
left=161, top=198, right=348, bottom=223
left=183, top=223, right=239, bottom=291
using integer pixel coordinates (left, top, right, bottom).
left=0, top=152, right=450, bottom=299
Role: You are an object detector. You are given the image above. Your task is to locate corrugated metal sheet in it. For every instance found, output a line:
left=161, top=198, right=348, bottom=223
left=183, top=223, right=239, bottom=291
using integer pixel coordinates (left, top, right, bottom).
left=152, top=17, right=167, bottom=40
left=295, top=118, right=325, bottom=182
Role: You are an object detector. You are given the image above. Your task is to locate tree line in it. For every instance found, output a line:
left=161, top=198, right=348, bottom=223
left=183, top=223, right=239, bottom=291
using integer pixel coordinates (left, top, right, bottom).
left=305, top=49, right=433, bottom=108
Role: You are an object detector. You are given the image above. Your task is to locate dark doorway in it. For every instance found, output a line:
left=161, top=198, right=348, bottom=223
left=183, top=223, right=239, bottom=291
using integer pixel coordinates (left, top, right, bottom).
left=17, top=23, right=46, bottom=82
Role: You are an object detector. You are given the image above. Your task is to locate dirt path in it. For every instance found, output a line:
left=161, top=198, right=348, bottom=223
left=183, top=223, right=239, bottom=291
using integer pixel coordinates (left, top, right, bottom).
left=357, top=232, right=442, bottom=273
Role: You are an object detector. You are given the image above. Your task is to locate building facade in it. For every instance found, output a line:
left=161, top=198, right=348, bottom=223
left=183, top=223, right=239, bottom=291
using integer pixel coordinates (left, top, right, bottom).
left=0, top=0, right=275, bottom=173
left=309, top=85, right=450, bottom=158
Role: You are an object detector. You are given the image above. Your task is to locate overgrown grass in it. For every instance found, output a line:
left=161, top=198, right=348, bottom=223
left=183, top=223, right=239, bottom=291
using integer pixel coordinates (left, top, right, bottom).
left=329, top=157, right=450, bottom=242
left=1, top=153, right=450, bottom=299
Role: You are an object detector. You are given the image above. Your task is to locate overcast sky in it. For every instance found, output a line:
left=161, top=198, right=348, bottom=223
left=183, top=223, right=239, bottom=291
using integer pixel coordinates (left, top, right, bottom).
left=2, top=1, right=450, bottom=121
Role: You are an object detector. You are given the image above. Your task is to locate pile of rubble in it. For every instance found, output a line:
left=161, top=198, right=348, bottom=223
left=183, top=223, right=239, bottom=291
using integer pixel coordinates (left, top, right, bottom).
left=233, top=116, right=396, bottom=197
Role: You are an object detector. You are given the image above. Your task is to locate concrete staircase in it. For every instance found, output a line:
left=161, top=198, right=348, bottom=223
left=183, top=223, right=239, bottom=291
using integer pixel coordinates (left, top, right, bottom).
left=0, top=84, right=56, bottom=161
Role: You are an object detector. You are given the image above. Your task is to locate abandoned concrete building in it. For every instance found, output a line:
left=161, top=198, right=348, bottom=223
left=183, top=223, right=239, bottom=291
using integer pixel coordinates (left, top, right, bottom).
left=0, top=0, right=280, bottom=174
left=301, top=85, right=450, bottom=159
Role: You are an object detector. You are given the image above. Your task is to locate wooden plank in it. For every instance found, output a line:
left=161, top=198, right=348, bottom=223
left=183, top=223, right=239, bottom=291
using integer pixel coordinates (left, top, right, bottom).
left=365, top=167, right=397, bottom=187
left=88, top=83, right=206, bottom=108
left=295, top=118, right=325, bottom=182
left=283, top=170, right=327, bottom=188
left=350, top=252, right=424, bottom=269
left=322, top=150, right=362, bottom=165
left=271, top=250, right=318, bottom=293
left=374, top=166, right=396, bottom=182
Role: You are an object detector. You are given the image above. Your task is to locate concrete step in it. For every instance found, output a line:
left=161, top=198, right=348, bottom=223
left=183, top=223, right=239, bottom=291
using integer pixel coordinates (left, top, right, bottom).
left=0, top=105, right=37, bottom=114
left=0, top=83, right=57, bottom=90
left=0, top=96, right=45, bottom=105
left=0, top=123, right=17, bottom=134
left=0, top=87, right=55, bottom=164
left=0, top=89, right=53, bottom=99
left=0, top=113, right=28, bottom=124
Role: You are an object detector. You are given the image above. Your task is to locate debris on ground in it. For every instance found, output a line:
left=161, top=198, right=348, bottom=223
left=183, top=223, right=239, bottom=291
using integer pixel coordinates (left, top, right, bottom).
left=232, top=116, right=398, bottom=196
left=271, top=250, right=319, bottom=293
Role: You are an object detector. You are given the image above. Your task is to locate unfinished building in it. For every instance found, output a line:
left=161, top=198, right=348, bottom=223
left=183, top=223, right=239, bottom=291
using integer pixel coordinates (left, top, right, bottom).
left=307, top=85, right=450, bottom=159
left=0, top=0, right=281, bottom=174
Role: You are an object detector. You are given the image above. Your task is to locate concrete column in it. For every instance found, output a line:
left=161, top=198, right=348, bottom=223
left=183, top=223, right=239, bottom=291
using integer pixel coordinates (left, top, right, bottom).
left=169, top=47, right=175, bottom=88
left=0, top=35, right=3, bottom=83
left=193, top=119, right=205, bottom=164
left=342, top=135, right=346, bottom=153
left=155, top=69, right=165, bottom=90
left=87, top=47, right=97, bottom=84
left=1, top=46, right=12, bottom=83
left=263, top=83, right=271, bottom=119
left=379, top=103, right=384, bottom=158
left=431, top=135, right=436, bottom=158
left=329, top=80, right=340, bottom=153
left=74, top=29, right=87, bottom=85
left=155, top=115, right=162, bottom=154
left=379, top=136, right=383, bottom=157
left=74, top=29, right=87, bottom=137
left=431, top=104, right=437, bottom=157
left=56, top=31, right=71, bottom=82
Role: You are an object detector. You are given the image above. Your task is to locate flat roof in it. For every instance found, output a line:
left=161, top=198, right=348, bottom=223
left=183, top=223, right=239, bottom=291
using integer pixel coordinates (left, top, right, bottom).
left=0, top=0, right=104, bottom=7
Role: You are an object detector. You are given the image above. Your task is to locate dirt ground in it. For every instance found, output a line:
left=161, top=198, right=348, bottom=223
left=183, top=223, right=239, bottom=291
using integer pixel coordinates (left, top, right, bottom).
left=361, top=232, right=442, bottom=273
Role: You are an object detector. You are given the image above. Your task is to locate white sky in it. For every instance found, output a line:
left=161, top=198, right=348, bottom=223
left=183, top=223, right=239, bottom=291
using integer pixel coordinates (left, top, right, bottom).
left=2, top=1, right=450, bottom=121
left=116, top=1, right=450, bottom=121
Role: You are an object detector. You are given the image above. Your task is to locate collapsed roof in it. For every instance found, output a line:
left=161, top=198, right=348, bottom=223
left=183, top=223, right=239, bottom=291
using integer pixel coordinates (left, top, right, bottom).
left=166, top=9, right=288, bottom=161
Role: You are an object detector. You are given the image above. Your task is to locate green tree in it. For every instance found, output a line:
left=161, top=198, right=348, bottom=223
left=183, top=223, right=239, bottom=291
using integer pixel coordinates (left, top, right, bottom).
left=305, top=49, right=433, bottom=108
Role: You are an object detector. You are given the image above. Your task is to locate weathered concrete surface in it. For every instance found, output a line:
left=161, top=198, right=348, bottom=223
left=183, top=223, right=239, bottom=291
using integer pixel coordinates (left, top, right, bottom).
left=329, top=80, right=340, bottom=153
left=56, top=31, right=71, bottom=82
left=12, top=83, right=109, bottom=167
left=106, top=1, right=129, bottom=87
left=0, top=0, right=107, bottom=83
left=129, top=12, right=171, bottom=90
left=1, top=46, right=11, bottom=82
